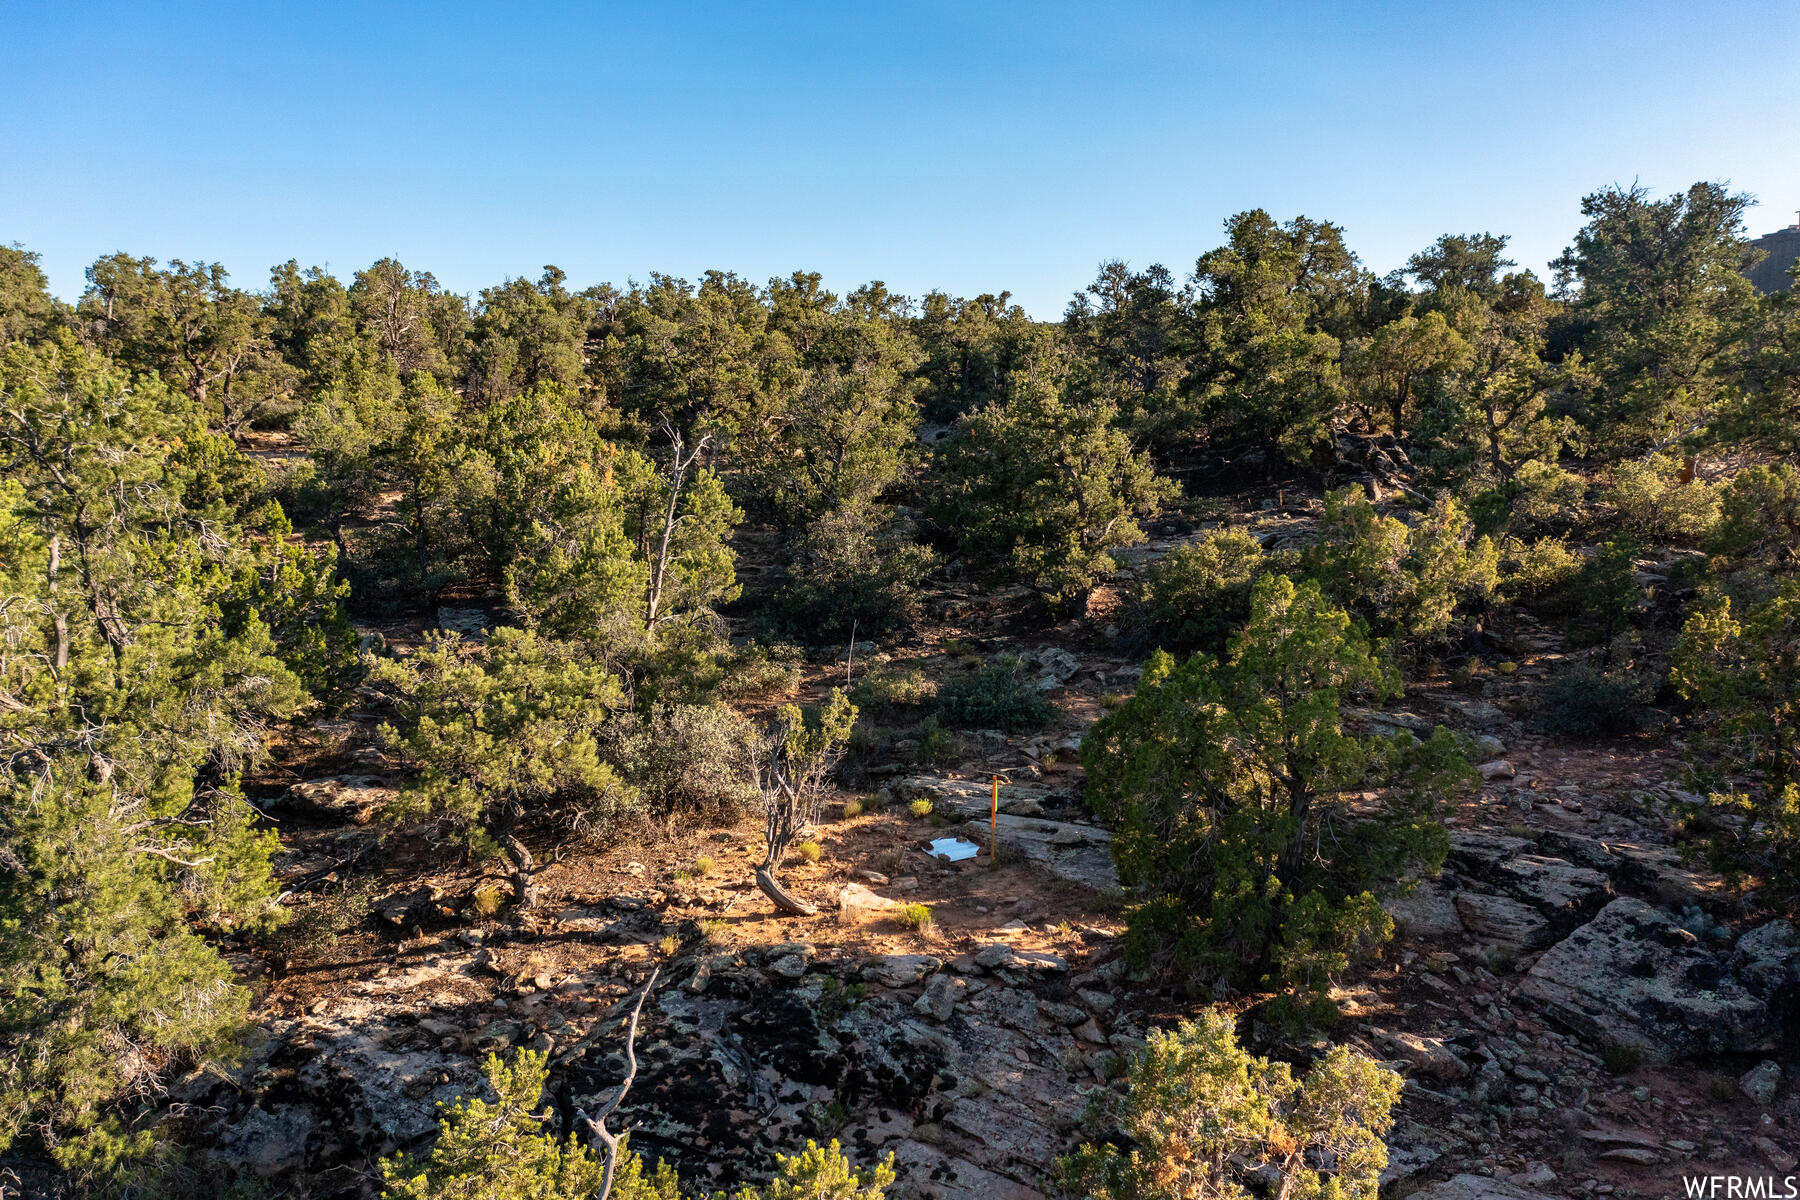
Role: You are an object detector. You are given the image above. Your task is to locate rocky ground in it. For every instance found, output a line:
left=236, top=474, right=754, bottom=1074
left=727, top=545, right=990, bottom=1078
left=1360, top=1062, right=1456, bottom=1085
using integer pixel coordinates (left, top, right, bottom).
left=175, top=499, right=1800, bottom=1200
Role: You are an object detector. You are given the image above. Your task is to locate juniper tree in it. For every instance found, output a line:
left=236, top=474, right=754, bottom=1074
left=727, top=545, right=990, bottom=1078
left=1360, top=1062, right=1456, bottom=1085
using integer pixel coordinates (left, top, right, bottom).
left=1082, top=575, right=1470, bottom=1023
left=0, top=336, right=348, bottom=1174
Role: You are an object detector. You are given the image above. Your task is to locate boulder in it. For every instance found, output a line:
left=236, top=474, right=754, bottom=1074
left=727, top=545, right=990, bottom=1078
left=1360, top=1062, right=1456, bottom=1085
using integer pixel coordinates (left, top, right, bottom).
left=1380, top=1031, right=1470, bottom=1081
left=974, top=943, right=1067, bottom=973
left=1742, top=1060, right=1782, bottom=1107
left=436, top=606, right=489, bottom=637
left=1384, top=880, right=1464, bottom=938
left=1024, top=646, right=1082, bottom=691
left=283, top=775, right=395, bottom=824
left=1478, top=759, right=1516, bottom=780
left=838, top=883, right=898, bottom=921
left=912, top=972, right=964, bottom=1021
left=863, top=954, right=942, bottom=988
left=1407, top=1174, right=1557, bottom=1200
left=962, top=814, right=1119, bottom=892
left=1488, top=854, right=1612, bottom=924
left=1517, top=897, right=1777, bottom=1061
left=1455, top=891, right=1554, bottom=952
left=1734, top=920, right=1800, bottom=999
left=1447, top=830, right=1534, bottom=876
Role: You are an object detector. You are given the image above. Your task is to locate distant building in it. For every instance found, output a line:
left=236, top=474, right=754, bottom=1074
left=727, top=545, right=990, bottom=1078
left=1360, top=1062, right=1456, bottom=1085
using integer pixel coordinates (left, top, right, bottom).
left=1747, top=217, right=1800, bottom=293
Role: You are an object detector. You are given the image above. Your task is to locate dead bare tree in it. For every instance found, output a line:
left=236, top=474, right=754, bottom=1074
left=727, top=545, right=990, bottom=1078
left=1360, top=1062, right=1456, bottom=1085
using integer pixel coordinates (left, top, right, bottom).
left=576, top=964, right=660, bottom=1200
left=753, top=690, right=856, bottom=916
left=644, top=421, right=713, bottom=631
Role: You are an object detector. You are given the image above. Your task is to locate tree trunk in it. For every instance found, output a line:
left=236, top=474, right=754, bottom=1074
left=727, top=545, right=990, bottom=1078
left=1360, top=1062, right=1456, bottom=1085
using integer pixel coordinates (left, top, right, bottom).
left=754, top=866, right=817, bottom=917
left=502, top=834, right=540, bottom=909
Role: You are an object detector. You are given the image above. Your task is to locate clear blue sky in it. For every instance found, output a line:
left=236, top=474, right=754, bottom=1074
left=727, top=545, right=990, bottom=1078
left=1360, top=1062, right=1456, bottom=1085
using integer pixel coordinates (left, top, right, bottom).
left=5, top=1, right=1798, bottom=318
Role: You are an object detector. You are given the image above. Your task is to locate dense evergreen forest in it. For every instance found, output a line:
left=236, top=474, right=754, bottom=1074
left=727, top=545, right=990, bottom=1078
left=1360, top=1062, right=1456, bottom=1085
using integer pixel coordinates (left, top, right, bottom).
left=4, top=180, right=1800, bottom=1198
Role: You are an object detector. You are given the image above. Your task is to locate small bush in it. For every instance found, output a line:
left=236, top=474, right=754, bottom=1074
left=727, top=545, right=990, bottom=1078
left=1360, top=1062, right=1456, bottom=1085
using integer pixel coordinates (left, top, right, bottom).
left=716, top=641, right=804, bottom=700
left=658, top=934, right=678, bottom=956
left=471, top=883, right=508, bottom=917
left=605, top=702, right=761, bottom=817
left=1100, top=691, right=1127, bottom=709
left=1535, top=668, right=1644, bottom=739
left=897, top=902, right=934, bottom=932
left=694, top=855, right=716, bottom=875
left=798, top=839, right=823, bottom=864
left=260, top=879, right=379, bottom=958
left=1058, top=1009, right=1402, bottom=1200
left=909, top=798, right=934, bottom=819
left=1499, top=536, right=1582, bottom=610
left=849, top=664, right=936, bottom=716
left=936, top=655, right=1053, bottom=731
left=1605, top=454, right=1721, bottom=544
left=1599, top=1039, right=1644, bottom=1075
left=841, top=798, right=864, bottom=819
left=912, top=716, right=961, bottom=765
left=1140, top=528, right=1268, bottom=652
left=1711, top=463, right=1800, bottom=563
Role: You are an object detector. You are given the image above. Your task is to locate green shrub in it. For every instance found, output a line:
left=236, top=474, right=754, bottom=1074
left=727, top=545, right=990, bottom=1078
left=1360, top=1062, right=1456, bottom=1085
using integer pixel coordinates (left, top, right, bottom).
left=912, top=716, right=961, bottom=765
left=1569, top=537, right=1644, bottom=656
left=383, top=1058, right=893, bottom=1200
left=908, top=798, right=934, bottom=819
left=605, top=702, right=761, bottom=818
left=1534, top=668, right=1645, bottom=738
left=841, top=799, right=864, bottom=819
left=1599, top=1040, right=1645, bottom=1075
left=471, top=883, right=508, bottom=917
left=1604, top=453, right=1721, bottom=544
left=1302, top=486, right=1498, bottom=647
left=798, top=840, right=823, bottom=864
left=849, top=664, right=936, bottom=716
left=1082, top=575, right=1471, bottom=1024
left=1499, top=535, right=1582, bottom=610
left=897, top=902, right=934, bottom=932
left=1470, top=460, right=1587, bottom=537
left=381, top=1049, right=680, bottom=1199
left=716, top=642, right=804, bottom=700
left=936, top=655, right=1053, bottom=731
left=1058, top=1009, right=1402, bottom=1200
left=1672, top=581, right=1800, bottom=911
left=1140, top=528, right=1268, bottom=652
left=1708, top=463, right=1800, bottom=575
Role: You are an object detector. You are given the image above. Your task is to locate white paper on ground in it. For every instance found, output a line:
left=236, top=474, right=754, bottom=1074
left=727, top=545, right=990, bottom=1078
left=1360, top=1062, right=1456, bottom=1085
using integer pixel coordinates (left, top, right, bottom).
left=927, top=837, right=980, bottom=862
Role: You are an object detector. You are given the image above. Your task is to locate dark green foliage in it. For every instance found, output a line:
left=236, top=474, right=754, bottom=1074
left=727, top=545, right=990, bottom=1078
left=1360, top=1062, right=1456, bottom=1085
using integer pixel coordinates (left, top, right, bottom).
left=932, top=345, right=1173, bottom=606
left=1570, top=537, right=1643, bottom=657
left=1082, top=576, right=1470, bottom=1024
left=1139, top=527, right=1270, bottom=653
left=0, top=337, right=345, bottom=1175
left=381, top=1049, right=678, bottom=1200
left=370, top=627, right=635, bottom=856
left=936, top=655, right=1053, bottom=731
left=1300, top=486, right=1498, bottom=647
left=1533, top=668, right=1646, bottom=739
left=1553, top=182, right=1760, bottom=454
left=1672, top=582, right=1800, bottom=910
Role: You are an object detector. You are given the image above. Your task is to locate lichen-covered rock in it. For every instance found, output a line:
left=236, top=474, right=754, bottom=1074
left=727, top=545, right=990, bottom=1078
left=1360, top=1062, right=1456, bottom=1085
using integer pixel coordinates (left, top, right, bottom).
left=1385, top=880, right=1464, bottom=938
left=1408, top=1173, right=1559, bottom=1200
left=1380, top=1031, right=1471, bottom=1081
left=283, top=775, right=396, bottom=824
left=1488, top=854, right=1612, bottom=924
left=1455, top=891, right=1554, bottom=952
left=1518, top=897, right=1776, bottom=1061
left=863, top=953, right=942, bottom=988
left=1735, top=919, right=1800, bottom=1000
